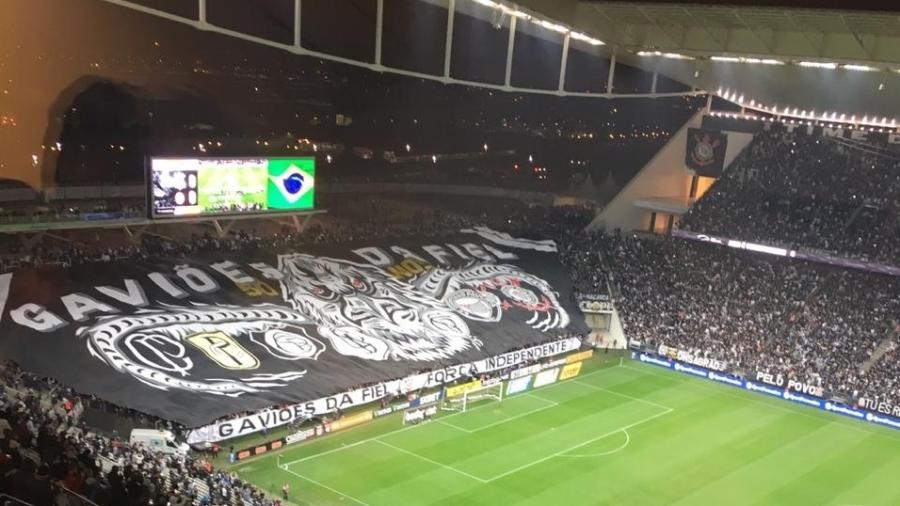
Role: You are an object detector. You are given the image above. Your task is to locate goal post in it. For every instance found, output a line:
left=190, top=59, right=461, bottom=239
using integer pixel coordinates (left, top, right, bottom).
left=440, top=382, right=503, bottom=413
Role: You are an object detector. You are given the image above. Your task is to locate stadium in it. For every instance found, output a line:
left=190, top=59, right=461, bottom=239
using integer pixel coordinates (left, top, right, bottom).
left=0, top=0, right=898, bottom=505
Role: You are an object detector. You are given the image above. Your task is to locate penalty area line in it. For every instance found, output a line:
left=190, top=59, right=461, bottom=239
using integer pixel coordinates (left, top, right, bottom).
left=572, top=379, right=674, bottom=411
left=556, top=429, right=631, bottom=458
left=374, top=439, right=489, bottom=483
left=483, top=406, right=674, bottom=482
left=439, top=395, right=559, bottom=434
left=280, top=464, right=372, bottom=506
left=281, top=363, right=630, bottom=468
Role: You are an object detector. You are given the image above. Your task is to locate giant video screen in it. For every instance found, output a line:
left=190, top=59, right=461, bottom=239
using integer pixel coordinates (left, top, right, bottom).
left=149, top=157, right=315, bottom=218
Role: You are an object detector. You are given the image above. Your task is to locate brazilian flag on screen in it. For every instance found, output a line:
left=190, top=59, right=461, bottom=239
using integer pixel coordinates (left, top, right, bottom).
left=266, top=158, right=316, bottom=210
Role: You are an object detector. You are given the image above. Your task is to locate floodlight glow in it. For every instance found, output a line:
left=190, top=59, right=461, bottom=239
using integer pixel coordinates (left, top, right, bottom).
left=570, top=32, right=604, bottom=45
left=842, top=64, right=877, bottom=72
left=711, top=56, right=784, bottom=65
left=637, top=51, right=694, bottom=60
left=537, top=19, right=569, bottom=33
left=798, top=61, right=838, bottom=69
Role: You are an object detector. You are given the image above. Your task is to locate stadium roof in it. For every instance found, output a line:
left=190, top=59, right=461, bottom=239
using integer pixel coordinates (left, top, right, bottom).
left=101, top=0, right=900, bottom=120
left=520, top=0, right=900, bottom=117
left=580, top=2, right=900, bottom=64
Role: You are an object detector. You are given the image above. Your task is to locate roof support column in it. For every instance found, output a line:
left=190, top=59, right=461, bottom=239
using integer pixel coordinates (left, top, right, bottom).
left=375, top=0, right=384, bottom=67
left=557, top=32, right=570, bottom=92
left=443, top=0, right=455, bottom=78
left=294, top=0, right=301, bottom=48
left=605, top=50, right=616, bottom=94
left=504, top=16, right=517, bottom=87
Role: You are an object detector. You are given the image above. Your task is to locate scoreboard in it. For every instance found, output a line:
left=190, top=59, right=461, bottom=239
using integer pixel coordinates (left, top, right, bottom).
left=149, top=157, right=315, bottom=218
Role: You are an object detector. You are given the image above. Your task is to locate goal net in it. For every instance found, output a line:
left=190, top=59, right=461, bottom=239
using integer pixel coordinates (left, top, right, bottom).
left=440, top=382, right=503, bottom=413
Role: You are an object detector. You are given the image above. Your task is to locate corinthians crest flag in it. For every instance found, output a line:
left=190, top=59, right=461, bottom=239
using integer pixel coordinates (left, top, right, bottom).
left=0, top=228, right=586, bottom=428
left=686, top=128, right=728, bottom=177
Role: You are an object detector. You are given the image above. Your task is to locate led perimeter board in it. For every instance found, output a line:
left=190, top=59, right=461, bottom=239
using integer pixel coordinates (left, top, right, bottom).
left=149, top=157, right=315, bottom=218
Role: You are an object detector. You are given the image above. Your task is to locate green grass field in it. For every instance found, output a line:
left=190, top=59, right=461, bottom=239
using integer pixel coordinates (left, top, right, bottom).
left=233, top=359, right=900, bottom=505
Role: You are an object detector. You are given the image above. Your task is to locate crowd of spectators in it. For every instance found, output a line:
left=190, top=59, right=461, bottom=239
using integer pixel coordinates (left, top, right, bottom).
left=681, top=128, right=900, bottom=265
left=598, top=232, right=900, bottom=407
left=0, top=195, right=897, bottom=505
left=0, top=361, right=283, bottom=506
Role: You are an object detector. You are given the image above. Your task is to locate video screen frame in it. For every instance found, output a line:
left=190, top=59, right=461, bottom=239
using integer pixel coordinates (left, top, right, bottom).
left=146, top=156, right=316, bottom=219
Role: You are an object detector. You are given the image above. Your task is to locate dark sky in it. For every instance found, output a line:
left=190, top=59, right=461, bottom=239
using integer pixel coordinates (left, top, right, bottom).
left=0, top=0, right=696, bottom=192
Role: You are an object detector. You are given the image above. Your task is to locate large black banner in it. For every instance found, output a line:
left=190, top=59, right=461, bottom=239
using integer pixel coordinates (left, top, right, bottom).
left=0, top=227, right=586, bottom=427
left=686, top=128, right=728, bottom=177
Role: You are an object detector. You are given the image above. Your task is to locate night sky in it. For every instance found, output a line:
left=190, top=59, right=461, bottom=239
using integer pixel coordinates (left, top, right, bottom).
left=0, top=0, right=700, bottom=194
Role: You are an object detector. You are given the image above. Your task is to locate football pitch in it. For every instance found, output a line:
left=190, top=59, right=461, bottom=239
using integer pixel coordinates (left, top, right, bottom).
left=232, top=359, right=900, bottom=505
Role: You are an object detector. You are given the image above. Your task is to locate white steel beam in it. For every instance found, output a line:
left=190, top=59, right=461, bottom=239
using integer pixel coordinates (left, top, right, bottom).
left=294, top=0, right=301, bottom=48
left=558, top=33, right=570, bottom=92
left=375, top=0, right=384, bottom=66
left=504, top=15, right=517, bottom=87
left=444, top=0, right=455, bottom=78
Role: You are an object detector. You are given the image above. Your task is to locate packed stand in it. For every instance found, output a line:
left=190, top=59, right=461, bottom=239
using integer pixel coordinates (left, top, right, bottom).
left=681, top=128, right=900, bottom=264
left=0, top=361, right=283, bottom=506
left=0, top=196, right=898, bottom=506
left=598, top=231, right=900, bottom=406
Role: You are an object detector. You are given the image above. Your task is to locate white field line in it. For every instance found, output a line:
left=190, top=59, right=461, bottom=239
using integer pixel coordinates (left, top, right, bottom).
left=572, top=379, right=674, bottom=411
left=621, top=364, right=900, bottom=441
left=556, top=429, right=631, bottom=458
left=482, top=407, right=674, bottom=482
left=373, top=439, right=489, bottom=483
left=280, top=464, right=371, bottom=506
left=438, top=394, right=559, bottom=434
left=281, top=363, right=626, bottom=467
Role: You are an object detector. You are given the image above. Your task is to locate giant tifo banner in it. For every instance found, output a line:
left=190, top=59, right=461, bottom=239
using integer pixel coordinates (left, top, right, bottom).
left=194, top=337, right=581, bottom=443
left=0, top=227, right=586, bottom=431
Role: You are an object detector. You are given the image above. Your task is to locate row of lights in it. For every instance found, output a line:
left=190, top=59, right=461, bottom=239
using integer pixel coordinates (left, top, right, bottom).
left=472, top=0, right=604, bottom=46
left=460, top=0, right=897, bottom=77
left=708, top=110, right=899, bottom=134
left=718, top=87, right=899, bottom=129
left=640, top=52, right=900, bottom=74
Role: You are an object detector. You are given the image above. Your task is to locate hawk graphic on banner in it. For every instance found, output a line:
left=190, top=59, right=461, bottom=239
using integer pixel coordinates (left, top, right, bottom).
left=0, top=228, right=586, bottom=426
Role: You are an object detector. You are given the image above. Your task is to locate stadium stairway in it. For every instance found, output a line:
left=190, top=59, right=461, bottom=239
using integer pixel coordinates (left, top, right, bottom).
left=860, top=333, right=899, bottom=374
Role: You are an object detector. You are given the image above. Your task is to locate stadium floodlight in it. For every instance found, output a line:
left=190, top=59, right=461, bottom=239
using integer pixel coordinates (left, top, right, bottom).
left=472, top=0, right=500, bottom=8
left=710, top=56, right=784, bottom=65
left=798, top=61, right=838, bottom=69
left=537, top=19, right=569, bottom=33
left=506, top=9, right=531, bottom=19
left=842, top=64, right=878, bottom=72
left=638, top=51, right=694, bottom=60
left=570, top=31, right=604, bottom=46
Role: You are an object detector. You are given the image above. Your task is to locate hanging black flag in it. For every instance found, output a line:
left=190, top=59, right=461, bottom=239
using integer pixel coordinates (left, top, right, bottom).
left=686, top=128, right=728, bottom=177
